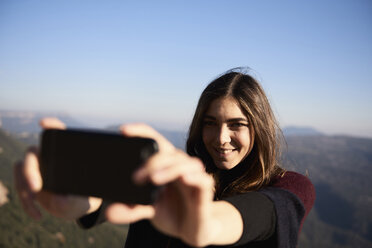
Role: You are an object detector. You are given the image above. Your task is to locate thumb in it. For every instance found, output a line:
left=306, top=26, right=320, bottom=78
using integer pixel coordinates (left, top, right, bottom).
left=119, top=123, right=175, bottom=153
left=40, top=117, right=66, bottom=130
left=23, top=147, right=43, bottom=192
left=105, top=203, right=155, bottom=224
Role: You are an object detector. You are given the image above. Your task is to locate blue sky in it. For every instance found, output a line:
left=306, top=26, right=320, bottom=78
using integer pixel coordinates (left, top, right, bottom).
left=1, top=0, right=371, bottom=137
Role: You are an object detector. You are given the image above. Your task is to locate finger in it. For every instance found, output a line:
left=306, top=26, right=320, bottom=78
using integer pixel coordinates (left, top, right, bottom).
left=36, top=191, right=95, bottom=220
left=39, top=117, right=66, bottom=130
left=37, top=191, right=68, bottom=218
left=133, top=151, right=200, bottom=183
left=135, top=153, right=204, bottom=185
left=21, top=191, right=42, bottom=219
left=178, top=173, right=215, bottom=209
left=23, top=147, right=43, bottom=192
left=105, top=203, right=155, bottom=224
left=119, top=123, right=174, bottom=153
left=14, top=161, right=42, bottom=220
left=133, top=152, right=181, bottom=184
left=180, top=172, right=214, bottom=191
left=150, top=157, right=204, bottom=185
left=180, top=172, right=215, bottom=200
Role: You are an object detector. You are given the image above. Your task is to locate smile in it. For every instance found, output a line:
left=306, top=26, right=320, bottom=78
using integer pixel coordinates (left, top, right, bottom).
left=215, top=148, right=237, bottom=155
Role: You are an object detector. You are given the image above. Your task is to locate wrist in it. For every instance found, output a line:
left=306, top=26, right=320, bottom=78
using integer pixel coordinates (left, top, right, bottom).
left=203, top=201, right=243, bottom=246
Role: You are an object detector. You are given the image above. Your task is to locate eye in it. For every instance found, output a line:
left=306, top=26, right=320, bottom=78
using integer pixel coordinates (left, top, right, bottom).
left=229, top=122, right=248, bottom=129
left=203, top=120, right=216, bottom=127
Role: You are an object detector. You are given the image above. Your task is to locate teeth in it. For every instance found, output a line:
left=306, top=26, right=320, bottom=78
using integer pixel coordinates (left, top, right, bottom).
left=217, top=149, right=234, bottom=154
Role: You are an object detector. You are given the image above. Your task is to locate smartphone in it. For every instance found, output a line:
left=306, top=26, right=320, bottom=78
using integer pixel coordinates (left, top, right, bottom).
left=39, top=128, right=158, bottom=205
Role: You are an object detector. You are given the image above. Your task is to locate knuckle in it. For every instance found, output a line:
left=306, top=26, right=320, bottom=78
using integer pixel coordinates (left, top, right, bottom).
left=190, top=157, right=204, bottom=170
left=192, top=157, right=203, bottom=166
left=207, top=176, right=215, bottom=187
left=173, top=149, right=184, bottom=157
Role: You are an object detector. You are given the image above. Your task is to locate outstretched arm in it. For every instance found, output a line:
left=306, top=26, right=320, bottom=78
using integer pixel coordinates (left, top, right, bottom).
left=15, top=120, right=245, bottom=247
left=105, top=123, right=244, bottom=247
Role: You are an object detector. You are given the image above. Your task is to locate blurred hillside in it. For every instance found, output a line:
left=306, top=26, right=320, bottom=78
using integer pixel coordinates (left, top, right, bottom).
left=0, top=129, right=128, bottom=248
left=284, top=135, right=372, bottom=247
left=0, top=112, right=372, bottom=247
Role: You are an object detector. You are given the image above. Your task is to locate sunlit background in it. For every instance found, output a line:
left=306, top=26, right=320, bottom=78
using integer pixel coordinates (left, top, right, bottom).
left=1, top=0, right=372, bottom=136
left=1, top=2, right=372, bottom=247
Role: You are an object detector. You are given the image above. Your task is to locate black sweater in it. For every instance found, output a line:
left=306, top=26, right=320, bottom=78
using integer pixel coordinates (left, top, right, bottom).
left=79, top=171, right=315, bottom=248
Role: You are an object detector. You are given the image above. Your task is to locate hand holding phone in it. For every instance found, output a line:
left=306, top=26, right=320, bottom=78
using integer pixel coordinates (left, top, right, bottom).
left=39, top=129, right=158, bottom=205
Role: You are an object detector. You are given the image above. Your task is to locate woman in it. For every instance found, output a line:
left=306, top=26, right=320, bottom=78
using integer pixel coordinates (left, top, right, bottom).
left=15, top=68, right=315, bottom=247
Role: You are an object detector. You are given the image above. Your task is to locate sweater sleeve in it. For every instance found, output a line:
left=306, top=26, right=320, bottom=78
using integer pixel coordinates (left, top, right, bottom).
left=270, top=171, right=316, bottom=232
left=223, top=191, right=276, bottom=246
left=221, top=171, right=315, bottom=248
left=259, top=171, right=316, bottom=248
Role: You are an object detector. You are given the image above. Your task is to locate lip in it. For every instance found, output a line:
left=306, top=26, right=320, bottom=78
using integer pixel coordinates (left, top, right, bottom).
left=213, top=147, right=237, bottom=157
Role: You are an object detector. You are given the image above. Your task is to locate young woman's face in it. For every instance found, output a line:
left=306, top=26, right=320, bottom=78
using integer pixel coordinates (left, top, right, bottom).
left=202, top=97, right=252, bottom=170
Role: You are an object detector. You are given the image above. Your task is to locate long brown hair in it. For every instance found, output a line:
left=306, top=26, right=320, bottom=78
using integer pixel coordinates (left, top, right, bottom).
left=186, top=68, right=285, bottom=198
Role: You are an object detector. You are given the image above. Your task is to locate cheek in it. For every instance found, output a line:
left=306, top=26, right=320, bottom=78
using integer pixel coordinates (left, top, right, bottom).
left=202, top=127, right=212, bottom=145
left=235, top=131, right=252, bottom=152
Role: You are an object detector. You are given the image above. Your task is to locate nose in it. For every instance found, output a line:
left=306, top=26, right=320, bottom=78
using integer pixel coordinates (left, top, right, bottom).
left=217, top=125, right=231, bottom=145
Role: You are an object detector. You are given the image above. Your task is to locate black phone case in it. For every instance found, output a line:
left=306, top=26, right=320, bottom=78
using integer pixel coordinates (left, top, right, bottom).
left=40, top=129, right=158, bottom=205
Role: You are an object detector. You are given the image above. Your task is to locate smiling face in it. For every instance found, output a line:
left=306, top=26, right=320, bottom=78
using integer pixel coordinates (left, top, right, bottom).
left=202, top=97, right=253, bottom=170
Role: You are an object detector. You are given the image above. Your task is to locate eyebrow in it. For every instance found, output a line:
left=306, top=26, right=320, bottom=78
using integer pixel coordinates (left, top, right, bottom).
left=204, top=115, right=248, bottom=123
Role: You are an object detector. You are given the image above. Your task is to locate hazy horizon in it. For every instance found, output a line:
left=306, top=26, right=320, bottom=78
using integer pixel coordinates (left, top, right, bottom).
left=1, top=108, right=371, bottom=139
left=1, top=1, right=371, bottom=138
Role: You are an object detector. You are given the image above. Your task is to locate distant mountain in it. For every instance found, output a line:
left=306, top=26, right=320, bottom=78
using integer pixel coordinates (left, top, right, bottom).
left=0, top=110, right=85, bottom=133
left=283, top=126, right=323, bottom=136
left=106, top=124, right=188, bottom=150
left=285, top=135, right=372, bottom=247
left=157, top=129, right=188, bottom=150
left=0, top=111, right=189, bottom=148
left=0, top=110, right=86, bottom=145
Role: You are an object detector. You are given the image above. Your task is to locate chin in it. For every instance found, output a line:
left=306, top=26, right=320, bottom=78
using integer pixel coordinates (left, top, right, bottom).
left=215, top=162, right=237, bottom=170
